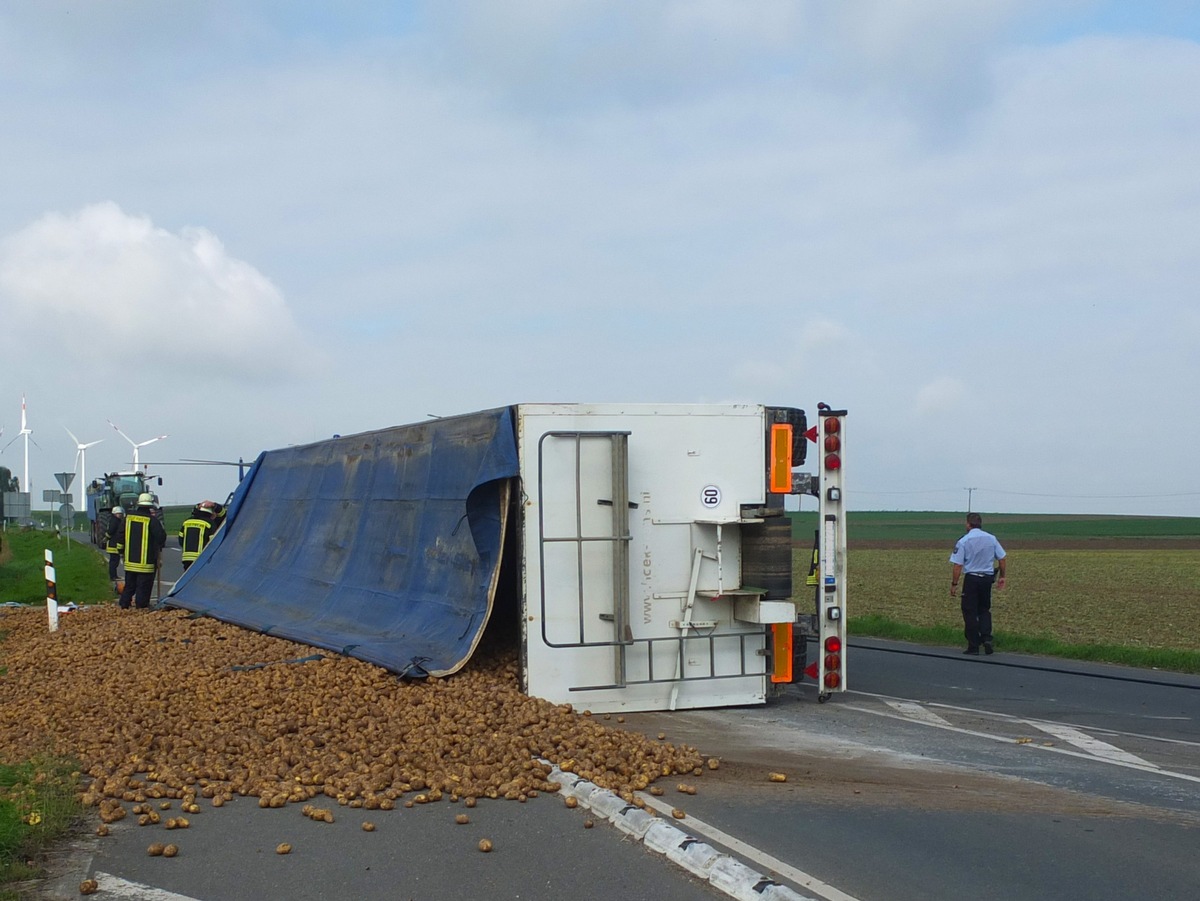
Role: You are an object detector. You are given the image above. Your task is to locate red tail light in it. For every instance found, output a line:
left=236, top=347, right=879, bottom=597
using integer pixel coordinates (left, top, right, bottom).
left=822, top=417, right=842, bottom=471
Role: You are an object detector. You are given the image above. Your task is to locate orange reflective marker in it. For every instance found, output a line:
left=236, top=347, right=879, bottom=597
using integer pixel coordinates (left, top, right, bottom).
left=769, top=424, right=793, bottom=493
left=770, top=622, right=793, bottom=683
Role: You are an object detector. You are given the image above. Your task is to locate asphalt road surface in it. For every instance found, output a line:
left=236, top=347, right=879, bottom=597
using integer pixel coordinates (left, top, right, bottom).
left=33, top=627, right=1198, bottom=901
left=622, top=640, right=1200, bottom=901
left=67, top=527, right=184, bottom=600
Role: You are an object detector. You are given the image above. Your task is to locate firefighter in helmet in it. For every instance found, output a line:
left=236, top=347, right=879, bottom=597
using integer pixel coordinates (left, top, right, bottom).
left=118, top=493, right=166, bottom=609
left=104, top=506, right=126, bottom=589
left=178, top=500, right=221, bottom=571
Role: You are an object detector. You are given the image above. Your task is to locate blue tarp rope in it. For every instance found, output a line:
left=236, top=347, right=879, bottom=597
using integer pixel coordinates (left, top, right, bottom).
left=228, top=654, right=327, bottom=672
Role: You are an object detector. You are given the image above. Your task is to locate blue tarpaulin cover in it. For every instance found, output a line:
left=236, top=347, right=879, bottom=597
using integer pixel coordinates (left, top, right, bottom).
left=166, top=407, right=519, bottom=676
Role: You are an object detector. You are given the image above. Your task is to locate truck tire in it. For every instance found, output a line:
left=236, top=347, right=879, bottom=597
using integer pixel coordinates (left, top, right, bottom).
left=740, top=516, right=793, bottom=599
left=95, top=511, right=111, bottom=548
left=793, top=633, right=809, bottom=682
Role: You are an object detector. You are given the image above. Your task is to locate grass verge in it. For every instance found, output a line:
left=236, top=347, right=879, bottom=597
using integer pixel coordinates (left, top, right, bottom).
left=848, top=614, right=1200, bottom=674
left=0, top=528, right=110, bottom=606
left=832, top=546, right=1200, bottom=673
left=0, top=754, right=83, bottom=897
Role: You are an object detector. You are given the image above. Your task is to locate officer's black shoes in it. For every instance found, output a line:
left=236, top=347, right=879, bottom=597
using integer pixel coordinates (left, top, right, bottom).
left=963, top=647, right=980, bottom=655
left=983, top=642, right=994, bottom=655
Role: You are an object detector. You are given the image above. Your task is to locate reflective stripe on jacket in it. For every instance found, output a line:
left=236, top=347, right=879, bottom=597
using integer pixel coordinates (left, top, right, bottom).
left=104, top=517, right=124, bottom=555
left=124, top=511, right=165, bottom=574
left=179, top=518, right=213, bottom=563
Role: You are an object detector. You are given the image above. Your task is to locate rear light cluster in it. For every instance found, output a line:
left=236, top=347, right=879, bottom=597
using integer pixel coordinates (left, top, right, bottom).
left=823, top=417, right=841, bottom=471
left=823, top=635, right=842, bottom=689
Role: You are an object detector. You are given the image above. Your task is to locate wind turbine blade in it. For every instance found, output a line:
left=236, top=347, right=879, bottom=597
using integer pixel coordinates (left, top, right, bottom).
left=107, top=419, right=136, bottom=446
left=65, top=426, right=81, bottom=446
left=83, top=439, right=104, bottom=449
left=20, top=395, right=27, bottom=431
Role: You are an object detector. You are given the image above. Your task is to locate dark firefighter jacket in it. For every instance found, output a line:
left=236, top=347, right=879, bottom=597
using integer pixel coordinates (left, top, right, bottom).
left=179, top=516, right=214, bottom=564
left=124, top=508, right=167, bottom=574
left=104, top=515, right=125, bottom=555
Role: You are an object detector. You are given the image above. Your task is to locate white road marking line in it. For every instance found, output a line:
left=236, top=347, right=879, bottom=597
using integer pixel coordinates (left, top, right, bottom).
left=855, top=690, right=1200, bottom=749
left=636, top=793, right=863, bottom=901
left=1027, top=721, right=1159, bottom=768
left=840, top=704, right=1200, bottom=784
left=884, top=700, right=953, bottom=727
left=94, top=872, right=202, bottom=900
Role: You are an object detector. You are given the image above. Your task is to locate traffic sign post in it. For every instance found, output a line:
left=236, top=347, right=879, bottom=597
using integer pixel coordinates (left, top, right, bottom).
left=59, top=504, right=76, bottom=543
left=52, top=475, right=76, bottom=535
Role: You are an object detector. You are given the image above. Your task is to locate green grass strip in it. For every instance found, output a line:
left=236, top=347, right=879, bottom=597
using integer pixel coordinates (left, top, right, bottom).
left=849, top=615, right=1200, bottom=674
left=0, top=528, right=112, bottom=605
left=0, top=755, right=83, bottom=889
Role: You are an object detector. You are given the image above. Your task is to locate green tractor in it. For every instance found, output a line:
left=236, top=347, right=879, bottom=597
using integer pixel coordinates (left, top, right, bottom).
left=85, top=472, right=161, bottom=545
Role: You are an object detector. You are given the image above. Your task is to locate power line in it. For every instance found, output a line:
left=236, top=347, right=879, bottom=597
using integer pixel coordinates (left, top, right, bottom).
left=977, top=489, right=1200, bottom=500
left=856, top=487, right=1200, bottom=500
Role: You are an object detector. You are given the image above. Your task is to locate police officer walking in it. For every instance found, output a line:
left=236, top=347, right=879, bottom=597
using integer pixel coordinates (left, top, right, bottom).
left=104, top=505, right=126, bottom=590
left=949, top=512, right=1007, bottom=655
left=119, top=493, right=167, bottom=609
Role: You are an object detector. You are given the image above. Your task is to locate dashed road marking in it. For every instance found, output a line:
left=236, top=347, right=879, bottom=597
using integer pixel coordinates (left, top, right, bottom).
left=1026, top=721, right=1159, bottom=768
left=884, top=700, right=953, bottom=727
left=841, top=702, right=1200, bottom=784
left=94, top=872, right=201, bottom=900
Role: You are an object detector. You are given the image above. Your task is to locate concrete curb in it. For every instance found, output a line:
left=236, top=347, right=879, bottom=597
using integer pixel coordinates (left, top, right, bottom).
left=25, top=831, right=100, bottom=901
left=547, top=765, right=816, bottom=901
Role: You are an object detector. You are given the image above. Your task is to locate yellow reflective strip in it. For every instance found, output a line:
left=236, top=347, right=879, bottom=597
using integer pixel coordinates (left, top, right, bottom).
left=181, top=519, right=208, bottom=561
left=124, top=516, right=155, bottom=572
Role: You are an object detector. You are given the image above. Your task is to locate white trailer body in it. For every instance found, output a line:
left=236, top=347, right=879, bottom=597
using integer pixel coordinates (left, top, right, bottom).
left=167, top=401, right=847, bottom=713
left=515, top=403, right=844, bottom=713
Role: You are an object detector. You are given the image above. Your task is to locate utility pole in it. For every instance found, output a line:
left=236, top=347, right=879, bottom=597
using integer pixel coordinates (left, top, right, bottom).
left=964, top=486, right=978, bottom=513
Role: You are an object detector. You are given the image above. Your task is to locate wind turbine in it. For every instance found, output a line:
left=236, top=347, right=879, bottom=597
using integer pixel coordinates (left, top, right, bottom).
left=65, top=427, right=104, bottom=491
left=107, top=420, right=168, bottom=472
left=1, top=395, right=38, bottom=491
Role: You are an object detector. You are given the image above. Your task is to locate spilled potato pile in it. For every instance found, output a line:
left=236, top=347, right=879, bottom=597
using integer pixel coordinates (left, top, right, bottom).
left=0, top=607, right=705, bottom=822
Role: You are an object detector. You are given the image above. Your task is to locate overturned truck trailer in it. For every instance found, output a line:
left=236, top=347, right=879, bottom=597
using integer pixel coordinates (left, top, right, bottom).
left=167, top=403, right=847, bottom=712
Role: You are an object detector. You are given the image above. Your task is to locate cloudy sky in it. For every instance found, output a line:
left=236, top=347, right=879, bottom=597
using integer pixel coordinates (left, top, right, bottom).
left=1, top=1, right=1197, bottom=517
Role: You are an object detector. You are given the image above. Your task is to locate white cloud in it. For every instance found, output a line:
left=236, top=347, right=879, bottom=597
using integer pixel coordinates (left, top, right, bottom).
left=0, top=203, right=319, bottom=381
left=915, top=377, right=968, bottom=417
left=412, top=0, right=1074, bottom=127
left=0, top=6, right=1197, bottom=514
left=800, top=319, right=853, bottom=350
